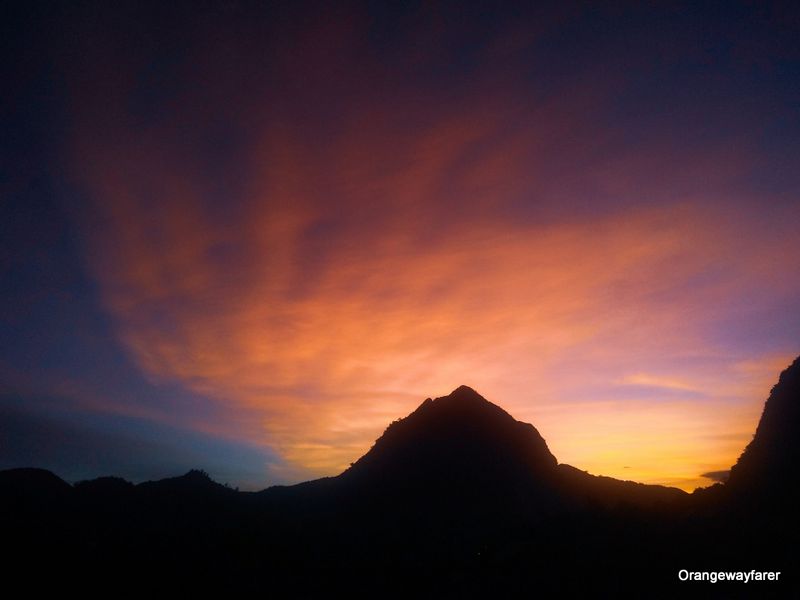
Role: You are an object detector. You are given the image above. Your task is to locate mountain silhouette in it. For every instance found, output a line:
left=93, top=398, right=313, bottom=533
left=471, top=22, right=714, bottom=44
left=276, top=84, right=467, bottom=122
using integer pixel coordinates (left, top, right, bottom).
left=336, top=385, right=561, bottom=516
left=348, top=385, right=688, bottom=510
left=2, top=358, right=799, bottom=597
left=137, top=468, right=235, bottom=497
left=262, top=385, right=685, bottom=518
left=726, top=356, right=800, bottom=507
left=345, top=385, right=558, bottom=481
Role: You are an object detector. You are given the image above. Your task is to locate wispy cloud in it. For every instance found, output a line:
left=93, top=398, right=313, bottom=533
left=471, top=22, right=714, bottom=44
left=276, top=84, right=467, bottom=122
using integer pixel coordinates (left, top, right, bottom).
left=618, top=374, right=705, bottom=395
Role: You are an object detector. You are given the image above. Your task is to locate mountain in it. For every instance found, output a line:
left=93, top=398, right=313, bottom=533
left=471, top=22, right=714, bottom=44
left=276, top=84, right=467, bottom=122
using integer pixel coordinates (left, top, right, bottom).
left=137, top=468, right=235, bottom=497
left=556, top=463, right=688, bottom=509
left=344, top=385, right=558, bottom=483
left=725, top=355, right=800, bottom=509
left=336, top=385, right=561, bottom=515
left=262, top=385, right=686, bottom=517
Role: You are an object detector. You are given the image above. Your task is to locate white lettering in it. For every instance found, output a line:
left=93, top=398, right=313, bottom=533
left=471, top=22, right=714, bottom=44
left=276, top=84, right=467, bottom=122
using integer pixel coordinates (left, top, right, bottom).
left=678, top=569, right=781, bottom=583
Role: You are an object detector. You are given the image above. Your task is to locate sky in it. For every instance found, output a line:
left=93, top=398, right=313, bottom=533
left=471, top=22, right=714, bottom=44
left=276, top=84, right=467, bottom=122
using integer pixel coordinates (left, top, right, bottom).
left=1, top=1, right=799, bottom=491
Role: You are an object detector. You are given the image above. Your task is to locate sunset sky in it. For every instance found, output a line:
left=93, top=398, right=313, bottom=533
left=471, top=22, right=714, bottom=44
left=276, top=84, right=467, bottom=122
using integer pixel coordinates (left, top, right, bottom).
left=2, top=1, right=799, bottom=491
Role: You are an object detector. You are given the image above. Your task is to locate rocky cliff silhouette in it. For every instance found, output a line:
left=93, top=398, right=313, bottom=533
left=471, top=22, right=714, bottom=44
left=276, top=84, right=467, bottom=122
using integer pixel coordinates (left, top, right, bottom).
left=2, top=358, right=799, bottom=597
left=726, top=356, right=800, bottom=507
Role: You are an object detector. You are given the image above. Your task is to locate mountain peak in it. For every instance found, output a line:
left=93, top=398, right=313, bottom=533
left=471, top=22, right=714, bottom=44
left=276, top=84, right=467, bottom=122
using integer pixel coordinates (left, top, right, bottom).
left=343, top=387, right=558, bottom=489
left=137, top=468, right=233, bottom=496
left=414, top=385, right=513, bottom=420
left=451, top=384, right=482, bottom=397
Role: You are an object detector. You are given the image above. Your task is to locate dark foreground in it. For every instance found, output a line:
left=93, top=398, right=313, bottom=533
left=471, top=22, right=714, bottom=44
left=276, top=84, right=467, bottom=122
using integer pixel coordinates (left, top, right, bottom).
left=4, top=358, right=800, bottom=598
